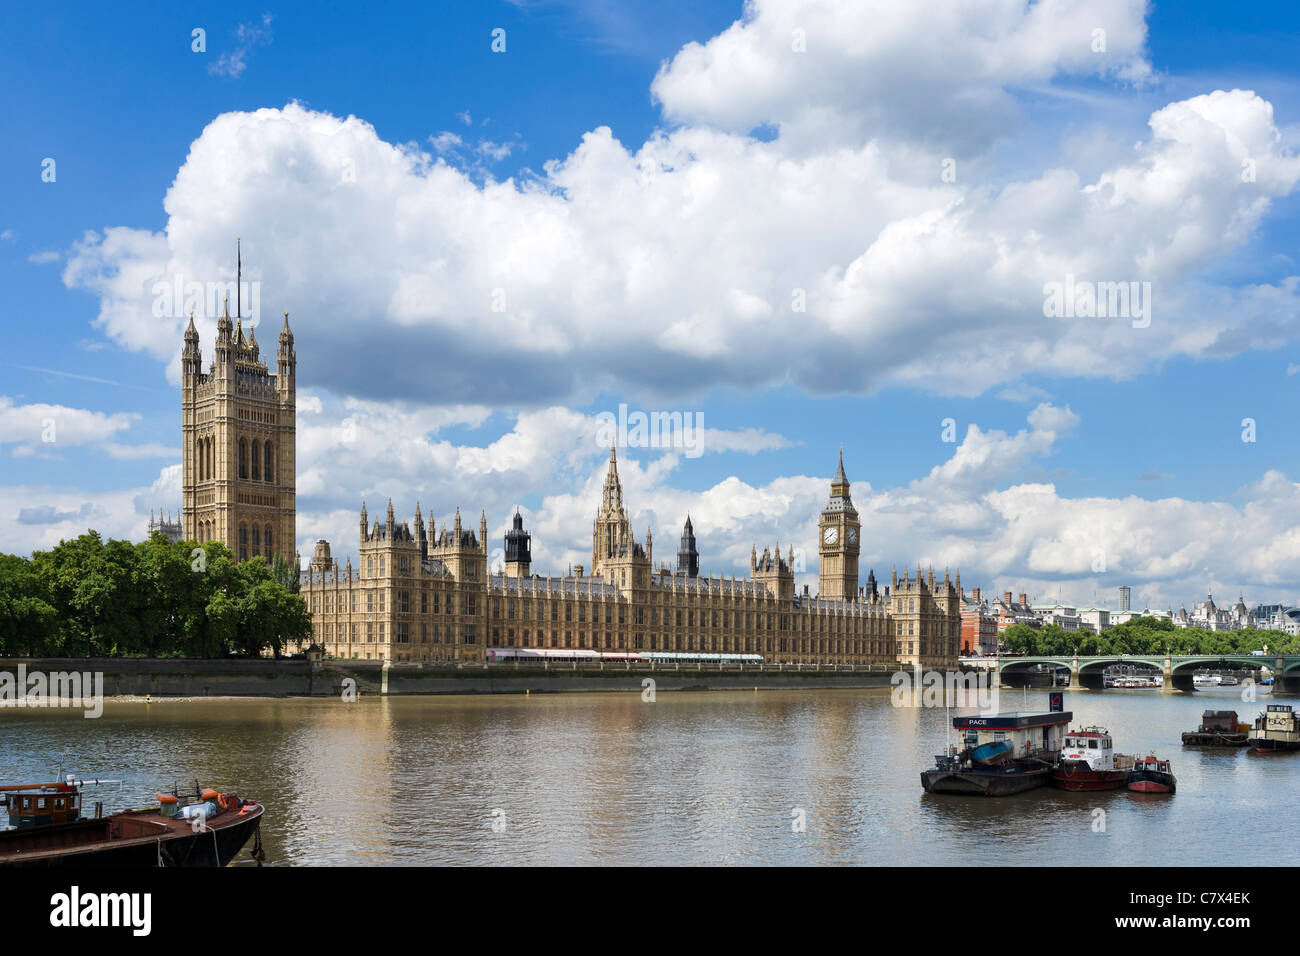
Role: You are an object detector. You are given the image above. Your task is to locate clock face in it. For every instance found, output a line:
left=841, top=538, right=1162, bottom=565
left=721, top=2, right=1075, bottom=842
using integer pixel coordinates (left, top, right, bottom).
left=847, top=528, right=858, bottom=544
left=823, top=527, right=839, bottom=545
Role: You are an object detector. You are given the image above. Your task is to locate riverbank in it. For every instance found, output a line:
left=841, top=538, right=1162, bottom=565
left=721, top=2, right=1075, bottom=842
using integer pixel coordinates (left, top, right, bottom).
left=0, top=657, right=898, bottom=699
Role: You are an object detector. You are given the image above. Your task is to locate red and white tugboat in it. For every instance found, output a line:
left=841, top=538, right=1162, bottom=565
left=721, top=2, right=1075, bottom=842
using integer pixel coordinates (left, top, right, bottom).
left=1052, top=726, right=1134, bottom=791
left=1126, top=755, right=1176, bottom=794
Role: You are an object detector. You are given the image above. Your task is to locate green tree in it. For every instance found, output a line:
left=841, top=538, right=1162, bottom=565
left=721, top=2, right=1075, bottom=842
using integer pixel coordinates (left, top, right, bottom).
left=0, top=554, right=57, bottom=655
left=2, top=531, right=307, bottom=659
left=1001, top=623, right=1041, bottom=655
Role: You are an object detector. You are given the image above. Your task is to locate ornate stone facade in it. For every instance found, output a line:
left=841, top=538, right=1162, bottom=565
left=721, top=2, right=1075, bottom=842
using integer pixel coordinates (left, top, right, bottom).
left=181, top=295, right=296, bottom=567
left=299, top=448, right=961, bottom=669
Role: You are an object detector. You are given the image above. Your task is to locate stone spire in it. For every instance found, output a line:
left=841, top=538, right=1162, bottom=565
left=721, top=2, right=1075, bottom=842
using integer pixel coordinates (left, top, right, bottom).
left=215, top=295, right=233, bottom=366
left=183, top=309, right=201, bottom=377
left=678, top=514, right=699, bottom=579
left=830, top=447, right=851, bottom=500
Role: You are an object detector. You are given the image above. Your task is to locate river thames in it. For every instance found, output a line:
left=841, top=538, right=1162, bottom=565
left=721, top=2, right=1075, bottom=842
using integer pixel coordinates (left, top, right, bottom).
left=3, top=686, right=1296, bottom=865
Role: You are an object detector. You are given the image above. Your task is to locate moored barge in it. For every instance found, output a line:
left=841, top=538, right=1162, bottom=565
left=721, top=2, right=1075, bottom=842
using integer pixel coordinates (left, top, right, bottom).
left=921, top=710, right=1071, bottom=797
left=1182, top=710, right=1249, bottom=747
left=1248, top=704, right=1300, bottom=753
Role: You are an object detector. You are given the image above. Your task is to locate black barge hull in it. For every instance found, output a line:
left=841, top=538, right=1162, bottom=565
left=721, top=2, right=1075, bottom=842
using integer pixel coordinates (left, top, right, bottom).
left=1181, top=731, right=1248, bottom=747
left=920, top=766, right=1053, bottom=796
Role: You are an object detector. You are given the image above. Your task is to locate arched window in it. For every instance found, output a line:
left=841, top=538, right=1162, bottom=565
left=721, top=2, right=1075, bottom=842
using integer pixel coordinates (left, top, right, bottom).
left=252, top=526, right=261, bottom=549
left=238, top=524, right=248, bottom=561
left=238, top=439, right=248, bottom=480
left=263, top=440, right=273, bottom=483
left=265, top=526, right=273, bottom=557
left=208, top=438, right=214, bottom=481
left=251, top=440, right=261, bottom=481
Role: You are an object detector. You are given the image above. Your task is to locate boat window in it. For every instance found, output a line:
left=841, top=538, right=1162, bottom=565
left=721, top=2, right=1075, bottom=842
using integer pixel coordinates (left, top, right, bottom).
left=1089, top=740, right=1098, bottom=749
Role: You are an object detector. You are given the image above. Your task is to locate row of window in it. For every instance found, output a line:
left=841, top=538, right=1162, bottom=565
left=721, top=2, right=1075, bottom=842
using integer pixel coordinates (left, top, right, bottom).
left=236, top=523, right=274, bottom=562
left=237, top=437, right=275, bottom=482
left=193, top=436, right=277, bottom=484
left=317, top=622, right=478, bottom=645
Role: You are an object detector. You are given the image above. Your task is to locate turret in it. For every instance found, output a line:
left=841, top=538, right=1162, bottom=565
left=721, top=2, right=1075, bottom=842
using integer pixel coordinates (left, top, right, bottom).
left=677, top=514, right=699, bottom=579
left=504, top=509, right=531, bottom=578
left=414, top=501, right=426, bottom=561
left=277, top=311, right=296, bottom=390
left=215, top=295, right=234, bottom=369
left=359, top=500, right=368, bottom=542
left=182, top=310, right=201, bottom=381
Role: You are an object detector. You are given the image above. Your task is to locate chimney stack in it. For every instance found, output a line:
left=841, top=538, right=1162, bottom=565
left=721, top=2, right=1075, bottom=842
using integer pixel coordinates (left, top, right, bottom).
left=1004, top=591, right=1013, bottom=606
left=972, top=587, right=981, bottom=602
left=1019, top=592, right=1028, bottom=606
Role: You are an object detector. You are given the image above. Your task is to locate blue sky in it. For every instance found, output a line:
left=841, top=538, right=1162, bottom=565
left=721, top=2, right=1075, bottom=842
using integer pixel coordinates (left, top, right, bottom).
left=2, top=0, right=1300, bottom=611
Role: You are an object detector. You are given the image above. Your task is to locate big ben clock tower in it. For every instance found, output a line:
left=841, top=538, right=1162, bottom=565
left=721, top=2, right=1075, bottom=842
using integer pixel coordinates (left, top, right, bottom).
left=818, top=449, right=860, bottom=601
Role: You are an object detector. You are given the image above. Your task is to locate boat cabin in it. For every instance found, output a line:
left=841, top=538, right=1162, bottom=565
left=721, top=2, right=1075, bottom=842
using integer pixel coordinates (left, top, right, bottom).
left=1058, top=726, right=1136, bottom=771
left=1133, top=755, right=1171, bottom=773
left=952, top=711, right=1072, bottom=759
left=1200, top=710, right=1240, bottom=732
left=1259, top=704, right=1299, bottom=732
left=2, top=785, right=82, bottom=829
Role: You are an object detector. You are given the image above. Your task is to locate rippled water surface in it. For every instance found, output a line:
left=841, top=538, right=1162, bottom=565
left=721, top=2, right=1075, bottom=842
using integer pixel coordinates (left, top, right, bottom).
left=3, top=686, right=1294, bottom=865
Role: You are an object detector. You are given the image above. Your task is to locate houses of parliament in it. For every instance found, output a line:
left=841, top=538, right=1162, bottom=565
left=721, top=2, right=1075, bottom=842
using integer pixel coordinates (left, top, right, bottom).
left=178, top=290, right=961, bottom=670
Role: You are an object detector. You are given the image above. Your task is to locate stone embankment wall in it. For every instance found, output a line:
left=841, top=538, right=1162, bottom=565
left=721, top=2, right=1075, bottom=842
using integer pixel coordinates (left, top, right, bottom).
left=0, top=658, right=897, bottom=698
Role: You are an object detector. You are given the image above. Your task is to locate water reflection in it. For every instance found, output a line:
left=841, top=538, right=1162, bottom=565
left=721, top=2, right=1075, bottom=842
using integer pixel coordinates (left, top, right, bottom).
left=1, top=687, right=1294, bottom=865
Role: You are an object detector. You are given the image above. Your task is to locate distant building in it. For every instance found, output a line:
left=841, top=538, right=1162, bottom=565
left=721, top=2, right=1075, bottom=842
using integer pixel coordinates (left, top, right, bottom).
left=1174, top=593, right=1253, bottom=632
left=992, top=591, right=1040, bottom=633
left=960, top=587, right=999, bottom=655
left=147, top=509, right=183, bottom=544
left=1257, top=607, right=1300, bottom=636
left=1033, top=602, right=1083, bottom=632
left=1076, top=606, right=1111, bottom=634
left=1118, top=586, right=1131, bottom=612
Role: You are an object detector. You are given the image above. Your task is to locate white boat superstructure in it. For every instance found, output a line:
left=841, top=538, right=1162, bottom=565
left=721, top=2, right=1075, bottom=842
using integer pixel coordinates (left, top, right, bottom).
left=1059, top=727, right=1119, bottom=771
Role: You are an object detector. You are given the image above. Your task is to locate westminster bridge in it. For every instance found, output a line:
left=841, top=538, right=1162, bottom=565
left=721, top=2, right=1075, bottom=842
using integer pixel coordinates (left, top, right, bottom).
left=974, top=653, right=1300, bottom=693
